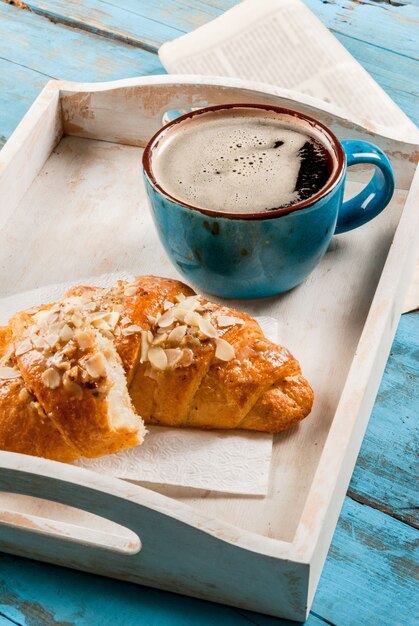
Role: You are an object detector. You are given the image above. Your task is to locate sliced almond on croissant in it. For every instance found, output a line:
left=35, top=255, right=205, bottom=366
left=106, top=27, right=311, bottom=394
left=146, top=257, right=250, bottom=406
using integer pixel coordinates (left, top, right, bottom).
left=9, top=302, right=146, bottom=460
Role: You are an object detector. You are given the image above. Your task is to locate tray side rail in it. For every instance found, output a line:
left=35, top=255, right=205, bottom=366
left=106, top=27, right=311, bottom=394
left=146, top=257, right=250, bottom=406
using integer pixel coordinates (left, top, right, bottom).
left=0, top=453, right=310, bottom=621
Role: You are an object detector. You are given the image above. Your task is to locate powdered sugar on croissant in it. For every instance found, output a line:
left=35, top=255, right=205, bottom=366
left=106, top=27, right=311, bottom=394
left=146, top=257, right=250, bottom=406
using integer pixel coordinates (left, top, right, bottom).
left=0, top=276, right=314, bottom=462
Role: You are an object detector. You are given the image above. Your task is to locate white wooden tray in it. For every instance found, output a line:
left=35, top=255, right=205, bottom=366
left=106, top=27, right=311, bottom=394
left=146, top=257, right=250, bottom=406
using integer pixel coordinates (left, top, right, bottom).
left=0, top=76, right=417, bottom=621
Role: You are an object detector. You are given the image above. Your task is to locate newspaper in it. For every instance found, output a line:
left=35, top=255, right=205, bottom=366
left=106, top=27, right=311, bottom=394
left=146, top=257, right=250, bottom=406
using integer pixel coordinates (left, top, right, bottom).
left=159, top=0, right=417, bottom=139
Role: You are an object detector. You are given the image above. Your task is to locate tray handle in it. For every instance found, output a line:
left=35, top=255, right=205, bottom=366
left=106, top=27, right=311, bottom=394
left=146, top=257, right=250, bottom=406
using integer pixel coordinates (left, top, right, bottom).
left=0, top=452, right=149, bottom=554
left=335, top=140, right=395, bottom=233
left=0, top=453, right=311, bottom=621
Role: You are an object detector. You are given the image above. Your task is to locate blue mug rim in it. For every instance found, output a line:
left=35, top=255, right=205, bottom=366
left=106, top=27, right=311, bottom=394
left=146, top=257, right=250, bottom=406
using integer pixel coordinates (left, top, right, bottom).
left=142, top=103, right=346, bottom=221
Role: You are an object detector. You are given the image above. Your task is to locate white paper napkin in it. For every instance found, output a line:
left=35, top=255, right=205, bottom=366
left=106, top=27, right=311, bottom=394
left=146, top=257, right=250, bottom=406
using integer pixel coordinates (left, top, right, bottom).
left=0, top=274, right=276, bottom=495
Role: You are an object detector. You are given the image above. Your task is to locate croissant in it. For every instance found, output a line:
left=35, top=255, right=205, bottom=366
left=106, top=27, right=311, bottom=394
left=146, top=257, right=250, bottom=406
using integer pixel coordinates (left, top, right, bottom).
left=0, top=276, right=313, bottom=461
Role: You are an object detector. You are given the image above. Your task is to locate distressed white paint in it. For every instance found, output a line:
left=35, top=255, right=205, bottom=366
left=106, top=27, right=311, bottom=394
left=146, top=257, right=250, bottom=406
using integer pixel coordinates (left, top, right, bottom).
left=0, top=77, right=417, bottom=620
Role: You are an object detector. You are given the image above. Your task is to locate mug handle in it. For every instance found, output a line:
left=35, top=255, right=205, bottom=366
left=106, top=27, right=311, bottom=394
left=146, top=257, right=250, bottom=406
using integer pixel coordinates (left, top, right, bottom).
left=335, top=140, right=395, bottom=234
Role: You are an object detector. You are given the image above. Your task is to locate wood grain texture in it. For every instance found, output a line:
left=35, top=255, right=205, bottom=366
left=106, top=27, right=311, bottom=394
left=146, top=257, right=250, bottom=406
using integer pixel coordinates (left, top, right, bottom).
left=310, top=496, right=419, bottom=626
left=0, top=552, right=304, bottom=625
left=0, top=496, right=417, bottom=626
left=348, top=311, right=419, bottom=528
left=0, top=2, right=163, bottom=140
left=0, top=75, right=417, bottom=622
left=12, top=0, right=419, bottom=58
left=0, top=96, right=412, bottom=542
left=4, top=0, right=417, bottom=125
left=0, top=0, right=418, bottom=624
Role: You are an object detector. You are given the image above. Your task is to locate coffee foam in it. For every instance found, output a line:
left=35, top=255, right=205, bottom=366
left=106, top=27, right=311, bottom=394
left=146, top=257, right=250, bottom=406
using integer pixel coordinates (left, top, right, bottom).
left=151, top=108, right=336, bottom=214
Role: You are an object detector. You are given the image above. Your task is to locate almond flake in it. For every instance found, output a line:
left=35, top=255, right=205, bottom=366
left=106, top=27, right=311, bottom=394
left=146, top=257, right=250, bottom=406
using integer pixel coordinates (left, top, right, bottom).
left=71, top=313, right=83, bottom=328
left=93, top=318, right=111, bottom=332
left=32, top=335, right=49, bottom=350
left=90, top=311, right=109, bottom=322
left=83, top=352, right=107, bottom=379
left=153, top=333, right=167, bottom=346
left=122, top=324, right=142, bottom=336
left=173, top=308, right=187, bottom=322
left=41, top=367, right=61, bottom=389
left=64, top=296, right=84, bottom=311
left=75, top=330, right=95, bottom=350
left=32, top=309, right=51, bottom=326
left=48, top=321, right=63, bottom=335
left=59, top=324, right=74, bottom=343
left=61, top=341, right=76, bottom=356
left=179, top=348, right=194, bottom=367
left=163, top=301, right=174, bottom=311
left=157, top=309, right=175, bottom=328
left=215, top=338, right=235, bottom=361
left=198, top=317, right=218, bottom=339
left=121, top=316, right=131, bottom=326
left=216, top=315, right=245, bottom=328
left=165, top=348, right=183, bottom=368
left=147, top=330, right=153, bottom=343
left=140, top=331, right=149, bottom=363
left=175, top=293, right=186, bottom=302
left=148, top=346, right=168, bottom=370
left=105, top=311, right=119, bottom=329
left=184, top=311, right=202, bottom=327
left=146, top=315, right=156, bottom=325
left=167, top=325, right=187, bottom=345
left=180, top=296, right=201, bottom=311
left=15, top=338, right=33, bottom=356
left=0, top=366, right=21, bottom=380
left=64, top=377, right=83, bottom=399
left=45, top=333, right=60, bottom=348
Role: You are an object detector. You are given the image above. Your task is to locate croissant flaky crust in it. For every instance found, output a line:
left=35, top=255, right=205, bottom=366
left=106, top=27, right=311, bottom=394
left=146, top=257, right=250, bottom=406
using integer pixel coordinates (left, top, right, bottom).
left=0, top=276, right=313, bottom=462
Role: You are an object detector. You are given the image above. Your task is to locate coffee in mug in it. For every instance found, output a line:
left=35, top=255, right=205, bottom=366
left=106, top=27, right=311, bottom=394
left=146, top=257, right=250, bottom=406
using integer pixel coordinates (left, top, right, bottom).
left=143, top=103, right=394, bottom=298
left=150, top=107, right=336, bottom=214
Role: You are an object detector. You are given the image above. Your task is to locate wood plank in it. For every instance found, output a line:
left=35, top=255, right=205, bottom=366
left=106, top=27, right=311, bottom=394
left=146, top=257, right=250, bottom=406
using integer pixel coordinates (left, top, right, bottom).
left=348, top=311, right=419, bottom=527
left=0, top=58, right=51, bottom=144
left=311, top=497, right=419, bottom=626
left=3, top=0, right=418, bottom=128
left=0, top=496, right=416, bottom=625
left=12, top=0, right=419, bottom=58
left=306, top=0, right=419, bottom=59
left=0, top=2, right=163, bottom=141
left=0, top=553, right=318, bottom=625
left=0, top=3, right=162, bottom=80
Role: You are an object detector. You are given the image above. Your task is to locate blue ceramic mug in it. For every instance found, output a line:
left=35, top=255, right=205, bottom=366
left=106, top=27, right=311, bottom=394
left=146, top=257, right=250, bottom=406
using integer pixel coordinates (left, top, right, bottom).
left=142, top=104, right=394, bottom=299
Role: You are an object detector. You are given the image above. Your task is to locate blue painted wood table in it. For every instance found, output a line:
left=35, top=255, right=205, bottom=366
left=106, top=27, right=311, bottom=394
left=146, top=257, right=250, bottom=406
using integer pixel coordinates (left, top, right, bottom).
left=0, top=1, right=418, bottom=624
